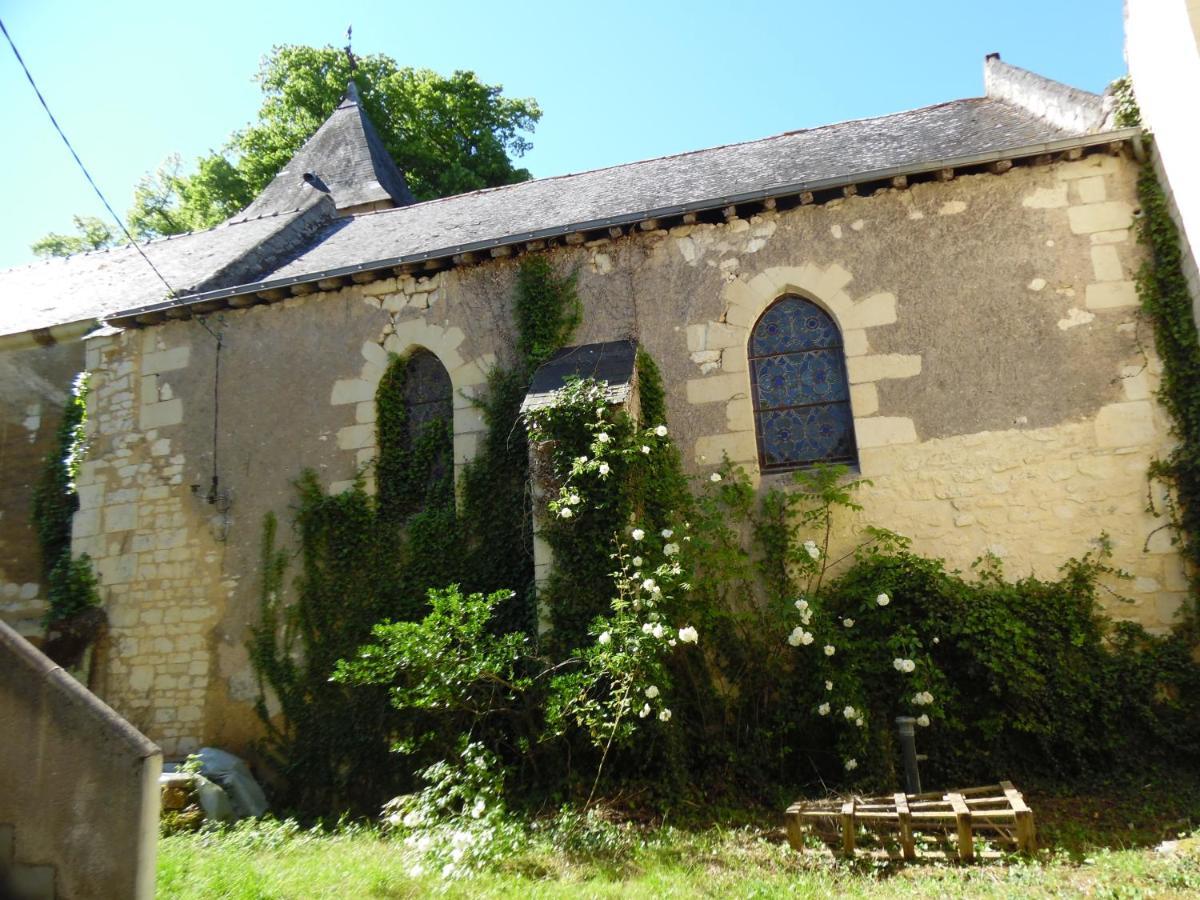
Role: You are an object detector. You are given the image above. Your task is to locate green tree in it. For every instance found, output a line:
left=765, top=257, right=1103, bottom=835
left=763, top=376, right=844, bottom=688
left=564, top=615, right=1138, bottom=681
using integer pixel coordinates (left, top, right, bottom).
left=34, top=44, right=541, bottom=256
left=31, top=215, right=117, bottom=258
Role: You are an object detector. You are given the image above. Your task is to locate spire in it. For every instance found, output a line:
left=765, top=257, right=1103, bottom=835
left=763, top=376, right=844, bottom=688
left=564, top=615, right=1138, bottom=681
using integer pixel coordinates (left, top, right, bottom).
left=235, top=78, right=415, bottom=221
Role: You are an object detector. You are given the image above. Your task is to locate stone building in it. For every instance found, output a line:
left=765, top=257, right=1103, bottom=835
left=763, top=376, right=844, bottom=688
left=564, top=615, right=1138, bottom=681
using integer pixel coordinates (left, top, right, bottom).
left=0, top=56, right=1179, bottom=757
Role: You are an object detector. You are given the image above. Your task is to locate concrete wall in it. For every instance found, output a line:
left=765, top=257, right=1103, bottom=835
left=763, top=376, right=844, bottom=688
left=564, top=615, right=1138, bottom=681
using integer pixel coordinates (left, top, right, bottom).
left=72, top=150, right=1187, bottom=759
left=0, top=619, right=160, bottom=900
left=1126, top=0, right=1200, bottom=324
left=0, top=340, right=85, bottom=643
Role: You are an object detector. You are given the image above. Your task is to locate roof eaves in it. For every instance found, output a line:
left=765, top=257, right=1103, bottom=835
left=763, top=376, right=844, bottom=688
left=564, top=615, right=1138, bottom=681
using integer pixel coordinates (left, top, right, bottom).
left=106, top=126, right=1144, bottom=326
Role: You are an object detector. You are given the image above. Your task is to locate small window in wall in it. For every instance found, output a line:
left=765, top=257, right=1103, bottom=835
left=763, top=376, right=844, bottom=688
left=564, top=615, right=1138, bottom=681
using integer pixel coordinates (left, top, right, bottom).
left=404, top=348, right=453, bottom=440
left=377, top=347, right=454, bottom=520
left=749, top=295, right=857, bottom=471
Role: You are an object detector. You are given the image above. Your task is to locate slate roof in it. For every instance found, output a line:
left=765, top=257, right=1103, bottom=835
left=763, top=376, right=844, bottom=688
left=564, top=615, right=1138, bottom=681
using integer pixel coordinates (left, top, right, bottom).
left=237, top=83, right=415, bottom=220
left=0, top=200, right=332, bottom=337
left=521, top=340, right=638, bottom=413
left=256, top=97, right=1081, bottom=285
left=0, top=62, right=1128, bottom=337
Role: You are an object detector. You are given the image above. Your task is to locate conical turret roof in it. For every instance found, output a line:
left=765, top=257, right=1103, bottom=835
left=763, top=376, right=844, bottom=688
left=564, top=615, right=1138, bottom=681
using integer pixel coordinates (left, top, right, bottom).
left=237, top=82, right=415, bottom=219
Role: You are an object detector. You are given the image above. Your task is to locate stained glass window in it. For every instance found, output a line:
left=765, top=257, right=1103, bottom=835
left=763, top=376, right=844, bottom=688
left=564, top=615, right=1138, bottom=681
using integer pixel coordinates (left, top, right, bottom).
left=750, top=296, right=857, bottom=470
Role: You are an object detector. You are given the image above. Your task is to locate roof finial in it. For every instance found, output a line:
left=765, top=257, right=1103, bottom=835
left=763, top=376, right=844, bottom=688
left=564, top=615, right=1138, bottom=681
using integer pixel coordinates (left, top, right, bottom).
left=344, top=25, right=357, bottom=74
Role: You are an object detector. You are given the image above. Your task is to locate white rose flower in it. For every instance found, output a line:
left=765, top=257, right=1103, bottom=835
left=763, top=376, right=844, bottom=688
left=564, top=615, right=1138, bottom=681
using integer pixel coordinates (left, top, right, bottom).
left=876, top=593, right=890, bottom=607
left=787, top=627, right=804, bottom=647
left=923, top=691, right=934, bottom=704
left=794, top=598, right=809, bottom=611
left=843, top=618, right=855, bottom=628
left=893, top=658, right=905, bottom=671
left=559, top=507, right=573, bottom=519
left=642, top=622, right=653, bottom=634
left=818, top=702, right=831, bottom=716
left=655, top=425, right=668, bottom=437
left=661, top=528, right=674, bottom=539
left=801, top=631, right=814, bottom=646
left=902, top=659, right=916, bottom=673
left=844, top=758, right=858, bottom=771
left=855, top=717, right=864, bottom=728
left=678, top=626, right=699, bottom=644
left=824, top=645, right=836, bottom=657
left=843, top=705, right=857, bottom=720
left=568, top=493, right=581, bottom=505
left=642, top=578, right=657, bottom=593
left=663, top=542, right=680, bottom=556
left=632, top=556, right=643, bottom=567
left=803, top=540, right=821, bottom=560
left=652, top=623, right=665, bottom=639
left=668, top=638, right=677, bottom=647
left=709, top=472, right=722, bottom=482
left=632, top=528, right=645, bottom=541
left=917, top=714, right=930, bottom=727
left=933, top=636, right=940, bottom=644
left=799, top=610, right=812, bottom=626
left=597, top=432, right=611, bottom=443
left=825, top=680, right=833, bottom=691
left=577, top=455, right=589, bottom=464
left=658, top=708, right=672, bottom=722
left=598, top=631, right=611, bottom=645
left=641, top=445, right=651, bottom=454
left=645, top=685, right=660, bottom=699
left=639, top=703, right=651, bottom=718
left=598, top=463, right=610, bottom=476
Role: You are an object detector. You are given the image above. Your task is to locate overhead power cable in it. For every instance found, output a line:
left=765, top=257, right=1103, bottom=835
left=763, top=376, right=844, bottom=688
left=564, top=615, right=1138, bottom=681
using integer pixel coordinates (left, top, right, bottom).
left=0, top=15, right=177, bottom=298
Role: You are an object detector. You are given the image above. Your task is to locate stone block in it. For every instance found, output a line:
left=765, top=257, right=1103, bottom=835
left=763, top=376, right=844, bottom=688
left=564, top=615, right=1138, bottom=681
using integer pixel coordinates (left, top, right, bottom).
left=850, top=382, right=879, bottom=417
left=1085, top=281, right=1137, bottom=309
left=1121, top=365, right=1151, bottom=401
left=686, top=323, right=708, bottom=352
left=1074, top=175, right=1107, bottom=204
left=1094, top=401, right=1157, bottom=448
left=103, top=504, right=137, bottom=533
left=725, top=397, right=753, bottom=431
left=139, top=399, right=183, bottom=430
left=71, top=508, right=101, bottom=539
left=337, top=424, right=374, bottom=450
left=330, top=378, right=375, bottom=405
left=721, top=349, right=747, bottom=373
left=842, top=329, right=868, bottom=357
left=77, top=483, right=105, bottom=510
left=686, top=373, right=749, bottom=405
left=855, top=416, right=918, bottom=448
left=841, top=293, right=897, bottom=330
left=1067, top=201, right=1133, bottom=235
left=361, top=276, right=398, bottom=297
left=142, top=346, right=190, bottom=375
left=845, top=354, right=921, bottom=384
left=454, top=431, right=480, bottom=463
left=1090, top=229, right=1129, bottom=245
left=1089, top=245, right=1124, bottom=282
left=695, top=431, right=757, bottom=464
left=1055, top=155, right=1119, bottom=180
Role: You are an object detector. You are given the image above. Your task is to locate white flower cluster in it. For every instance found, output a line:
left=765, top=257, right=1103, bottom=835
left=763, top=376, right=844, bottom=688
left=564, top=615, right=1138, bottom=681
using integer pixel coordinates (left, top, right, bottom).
left=803, top=540, right=821, bottom=560
left=892, top=658, right=916, bottom=673
left=917, top=714, right=930, bottom=727
left=912, top=691, right=934, bottom=706
left=876, top=592, right=890, bottom=607
left=787, top=627, right=814, bottom=647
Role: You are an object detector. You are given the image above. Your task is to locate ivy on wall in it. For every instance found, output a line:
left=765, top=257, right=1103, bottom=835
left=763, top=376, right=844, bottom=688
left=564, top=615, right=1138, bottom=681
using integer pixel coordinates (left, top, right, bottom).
left=31, top=373, right=101, bottom=632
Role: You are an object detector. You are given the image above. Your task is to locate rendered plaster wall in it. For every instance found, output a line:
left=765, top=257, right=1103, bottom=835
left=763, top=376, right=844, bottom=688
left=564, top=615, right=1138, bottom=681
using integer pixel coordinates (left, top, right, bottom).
left=0, top=340, right=84, bottom=641
left=0, top=618, right=160, bottom=900
left=77, top=150, right=1184, bottom=762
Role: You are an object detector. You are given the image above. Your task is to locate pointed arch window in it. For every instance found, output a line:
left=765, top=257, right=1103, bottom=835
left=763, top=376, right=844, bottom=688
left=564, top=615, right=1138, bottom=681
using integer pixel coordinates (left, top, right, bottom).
left=749, top=295, right=857, bottom=471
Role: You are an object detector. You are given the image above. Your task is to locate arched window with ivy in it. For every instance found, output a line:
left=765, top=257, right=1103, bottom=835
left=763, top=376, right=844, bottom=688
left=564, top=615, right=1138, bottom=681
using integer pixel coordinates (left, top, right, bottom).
left=749, top=295, right=857, bottom=471
left=376, top=348, right=454, bottom=522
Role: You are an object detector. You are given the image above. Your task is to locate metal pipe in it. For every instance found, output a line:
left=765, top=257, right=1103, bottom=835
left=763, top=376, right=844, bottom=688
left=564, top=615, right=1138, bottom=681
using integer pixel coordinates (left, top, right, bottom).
left=896, top=716, right=922, bottom=795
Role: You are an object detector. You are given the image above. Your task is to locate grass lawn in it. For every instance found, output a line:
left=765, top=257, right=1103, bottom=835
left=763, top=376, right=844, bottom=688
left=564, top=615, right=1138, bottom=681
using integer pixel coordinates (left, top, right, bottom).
left=157, top=775, right=1200, bottom=898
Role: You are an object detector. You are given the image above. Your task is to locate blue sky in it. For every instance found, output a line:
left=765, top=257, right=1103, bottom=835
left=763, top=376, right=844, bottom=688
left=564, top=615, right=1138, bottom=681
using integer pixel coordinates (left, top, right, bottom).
left=0, top=0, right=1126, bottom=270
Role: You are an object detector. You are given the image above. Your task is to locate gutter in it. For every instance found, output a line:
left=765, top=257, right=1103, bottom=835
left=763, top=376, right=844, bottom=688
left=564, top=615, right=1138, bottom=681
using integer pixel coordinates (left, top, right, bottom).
left=108, top=126, right=1144, bottom=325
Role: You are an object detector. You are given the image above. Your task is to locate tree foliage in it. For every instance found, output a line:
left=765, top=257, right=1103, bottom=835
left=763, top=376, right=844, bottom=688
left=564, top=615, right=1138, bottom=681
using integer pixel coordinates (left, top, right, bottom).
left=34, top=44, right=541, bottom=256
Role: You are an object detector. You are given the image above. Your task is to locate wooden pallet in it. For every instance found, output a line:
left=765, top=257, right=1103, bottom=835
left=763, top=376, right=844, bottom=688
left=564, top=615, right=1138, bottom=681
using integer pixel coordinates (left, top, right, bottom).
left=785, top=781, right=1035, bottom=861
